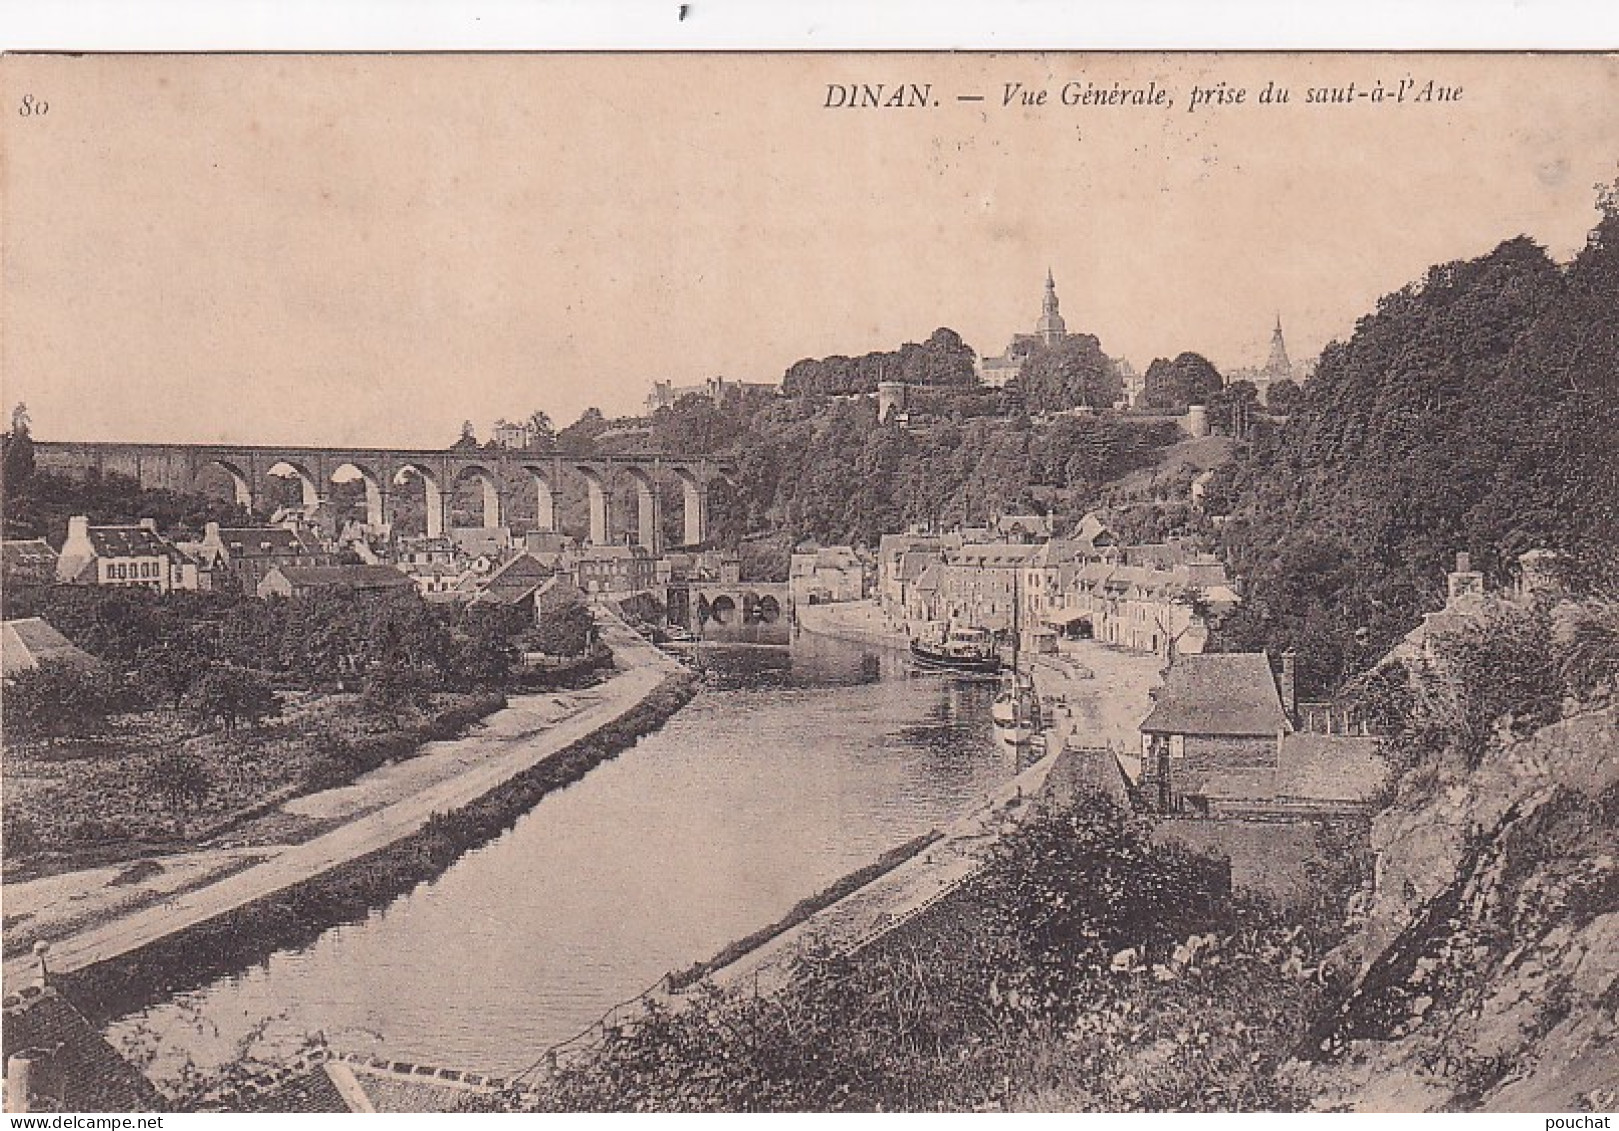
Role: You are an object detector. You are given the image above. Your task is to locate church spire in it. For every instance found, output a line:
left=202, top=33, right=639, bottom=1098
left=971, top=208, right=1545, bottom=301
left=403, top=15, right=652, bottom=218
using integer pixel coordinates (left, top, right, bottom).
left=1266, top=314, right=1291, bottom=377
left=1037, top=270, right=1066, bottom=344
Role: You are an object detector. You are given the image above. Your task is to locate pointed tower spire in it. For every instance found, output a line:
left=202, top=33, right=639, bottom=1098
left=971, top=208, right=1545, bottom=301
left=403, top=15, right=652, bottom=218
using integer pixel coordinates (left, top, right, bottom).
left=1266, top=314, right=1291, bottom=377
left=1037, top=270, right=1066, bottom=344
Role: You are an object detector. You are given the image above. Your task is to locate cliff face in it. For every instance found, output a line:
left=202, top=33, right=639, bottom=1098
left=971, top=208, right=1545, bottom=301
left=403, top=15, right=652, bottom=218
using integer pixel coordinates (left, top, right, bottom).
left=1286, top=706, right=1619, bottom=1111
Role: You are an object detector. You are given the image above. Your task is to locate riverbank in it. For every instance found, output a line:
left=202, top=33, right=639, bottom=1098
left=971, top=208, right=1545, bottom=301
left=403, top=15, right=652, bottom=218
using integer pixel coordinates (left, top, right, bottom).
left=696, top=742, right=1063, bottom=996
left=3, top=614, right=693, bottom=1008
left=511, top=783, right=1335, bottom=1113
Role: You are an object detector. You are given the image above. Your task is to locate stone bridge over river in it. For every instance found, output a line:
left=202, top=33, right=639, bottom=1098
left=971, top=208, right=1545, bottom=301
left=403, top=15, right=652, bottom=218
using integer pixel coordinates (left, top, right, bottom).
left=32, top=441, right=734, bottom=549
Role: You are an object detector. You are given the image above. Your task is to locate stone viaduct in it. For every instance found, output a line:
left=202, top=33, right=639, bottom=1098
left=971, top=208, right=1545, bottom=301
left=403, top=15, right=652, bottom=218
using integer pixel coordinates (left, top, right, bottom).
left=31, top=441, right=734, bottom=550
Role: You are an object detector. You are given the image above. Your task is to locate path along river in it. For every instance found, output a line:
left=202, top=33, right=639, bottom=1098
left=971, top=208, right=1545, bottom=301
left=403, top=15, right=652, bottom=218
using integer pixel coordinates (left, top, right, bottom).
left=109, top=630, right=1019, bottom=1085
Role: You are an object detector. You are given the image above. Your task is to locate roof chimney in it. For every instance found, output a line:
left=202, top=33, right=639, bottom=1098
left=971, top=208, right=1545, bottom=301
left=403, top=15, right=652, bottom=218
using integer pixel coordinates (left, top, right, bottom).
left=1279, top=650, right=1298, bottom=721
left=31, top=942, right=49, bottom=989
left=1455, top=551, right=1471, bottom=573
left=139, top=517, right=159, bottom=534
left=6, top=1055, right=34, bottom=1113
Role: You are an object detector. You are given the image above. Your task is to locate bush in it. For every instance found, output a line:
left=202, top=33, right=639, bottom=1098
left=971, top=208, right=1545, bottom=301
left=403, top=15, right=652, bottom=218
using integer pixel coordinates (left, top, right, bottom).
left=183, top=666, right=283, bottom=732
left=3, top=659, right=114, bottom=739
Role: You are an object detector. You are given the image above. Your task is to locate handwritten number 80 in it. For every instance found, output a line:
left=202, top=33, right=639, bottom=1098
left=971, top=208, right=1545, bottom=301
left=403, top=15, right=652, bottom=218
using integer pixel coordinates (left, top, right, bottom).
left=18, top=94, right=47, bottom=117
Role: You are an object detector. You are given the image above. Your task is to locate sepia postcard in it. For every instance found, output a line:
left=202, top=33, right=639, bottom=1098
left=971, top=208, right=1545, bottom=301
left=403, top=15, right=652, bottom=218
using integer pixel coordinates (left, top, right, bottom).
left=0, top=47, right=1616, bottom=1116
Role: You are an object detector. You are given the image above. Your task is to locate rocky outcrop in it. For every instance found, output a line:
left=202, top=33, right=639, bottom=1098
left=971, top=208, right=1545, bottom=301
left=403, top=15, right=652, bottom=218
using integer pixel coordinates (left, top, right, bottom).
left=1287, top=707, right=1619, bottom=1111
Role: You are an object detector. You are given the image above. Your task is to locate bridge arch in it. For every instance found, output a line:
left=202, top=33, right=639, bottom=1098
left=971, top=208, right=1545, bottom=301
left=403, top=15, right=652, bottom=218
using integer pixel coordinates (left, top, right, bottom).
left=668, top=466, right=709, bottom=548
left=576, top=465, right=611, bottom=546
left=621, top=466, right=661, bottom=553
left=330, top=461, right=386, bottom=529
left=522, top=465, right=558, bottom=533
left=199, top=458, right=254, bottom=510
left=265, top=460, right=321, bottom=510
left=393, top=463, right=445, bottom=538
left=451, top=463, right=503, bottom=529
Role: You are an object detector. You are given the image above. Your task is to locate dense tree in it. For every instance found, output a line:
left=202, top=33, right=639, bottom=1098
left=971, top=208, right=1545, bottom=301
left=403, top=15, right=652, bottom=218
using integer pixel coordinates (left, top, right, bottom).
left=526, top=410, right=557, bottom=449
left=1214, top=202, right=1619, bottom=697
left=3, top=660, right=113, bottom=738
left=781, top=327, right=978, bottom=397
left=556, top=407, right=610, bottom=454
left=531, top=590, right=595, bottom=656
left=1264, top=378, right=1304, bottom=415
left=1015, top=334, right=1120, bottom=413
left=3, top=468, right=255, bottom=546
left=1142, top=352, right=1224, bottom=410
left=1208, top=380, right=1259, bottom=435
left=184, top=666, right=283, bottom=732
left=2, top=402, right=35, bottom=496
left=145, top=747, right=213, bottom=815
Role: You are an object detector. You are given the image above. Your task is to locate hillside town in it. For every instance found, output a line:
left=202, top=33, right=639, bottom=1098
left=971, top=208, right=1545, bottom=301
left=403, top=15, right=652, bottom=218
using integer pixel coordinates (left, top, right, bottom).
left=2, top=65, right=1616, bottom=1111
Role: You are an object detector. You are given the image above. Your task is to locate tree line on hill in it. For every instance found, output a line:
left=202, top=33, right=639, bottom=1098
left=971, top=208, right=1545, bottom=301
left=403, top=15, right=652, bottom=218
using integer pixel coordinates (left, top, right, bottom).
left=1209, top=182, right=1619, bottom=698
left=781, top=327, right=979, bottom=397
left=629, top=390, right=1185, bottom=548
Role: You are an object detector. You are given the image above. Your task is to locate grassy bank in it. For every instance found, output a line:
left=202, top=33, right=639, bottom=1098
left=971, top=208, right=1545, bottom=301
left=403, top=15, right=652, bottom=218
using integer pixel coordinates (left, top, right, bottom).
left=56, top=670, right=699, bottom=1024
left=2, top=689, right=502, bottom=881
left=2, top=651, right=616, bottom=882
left=667, top=829, right=943, bottom=991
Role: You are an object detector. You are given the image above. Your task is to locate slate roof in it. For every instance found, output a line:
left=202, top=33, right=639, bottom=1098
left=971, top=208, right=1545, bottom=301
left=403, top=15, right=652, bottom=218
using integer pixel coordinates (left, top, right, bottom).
left=1275, top=733, right=1388, bottom=803
left=271, top=565, right=414, bottom=591
left=2, top=985, right=167, bottom=1112
left=81, top=526, right=186, bottom=563
left=1, top=538, right=58, bottom=577
left=473, top=553, right=556, bottom=606
left=217, top=527, right=316, bottom=556
left=2, top=618, right=101, bottom=677
left=246, top=1064, right=354, bottom=1113
left=898, top=552, right=940, bottom=583
left=948, top=543, right=1041, bottom=568
left=1140, top=652, right=1292, bottom=737
left=576, top=545, right=651, bottom=561
left=996, top=514, right=1053, bottom=539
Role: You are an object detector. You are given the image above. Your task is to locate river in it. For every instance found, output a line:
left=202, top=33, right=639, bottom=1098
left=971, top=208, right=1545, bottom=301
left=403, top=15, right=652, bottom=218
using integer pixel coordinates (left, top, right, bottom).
left=109, top=630, right=1019, bottom=1084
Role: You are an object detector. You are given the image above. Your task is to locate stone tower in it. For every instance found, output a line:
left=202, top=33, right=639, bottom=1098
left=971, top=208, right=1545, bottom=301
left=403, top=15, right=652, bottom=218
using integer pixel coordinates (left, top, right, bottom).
left=1265, top=314, right=1292, bottom=378
left=1036, top=269, right=1067, bottom=345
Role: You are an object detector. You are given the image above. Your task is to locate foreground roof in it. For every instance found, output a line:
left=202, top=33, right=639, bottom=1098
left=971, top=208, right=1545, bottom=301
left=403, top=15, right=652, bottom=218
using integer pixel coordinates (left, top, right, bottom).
left=2, top=985, right=167, bottom=1112
left=2, top=618, right=101, bottom=677
left=1140, top=652, right=1291, bottom=737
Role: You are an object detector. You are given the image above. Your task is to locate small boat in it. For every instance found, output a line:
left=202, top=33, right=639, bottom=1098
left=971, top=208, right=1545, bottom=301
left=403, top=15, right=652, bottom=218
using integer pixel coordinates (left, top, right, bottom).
left=992, top=677, right=1041, bottom=746
left=992, top=573, right=1042, bottom=746
left=909, top=625, right=1002, bottom=675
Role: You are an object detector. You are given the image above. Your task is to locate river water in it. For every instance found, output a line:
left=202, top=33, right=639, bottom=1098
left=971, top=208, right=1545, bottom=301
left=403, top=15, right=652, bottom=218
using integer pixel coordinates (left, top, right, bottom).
left=109, top=631, right=1017, bottom=1083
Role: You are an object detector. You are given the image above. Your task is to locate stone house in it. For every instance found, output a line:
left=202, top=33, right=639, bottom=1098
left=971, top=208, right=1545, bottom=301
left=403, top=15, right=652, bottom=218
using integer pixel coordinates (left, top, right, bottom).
left=573, top=544, right=657, bottom=597
left=4, top=967, right=166, bottom=1112
left=468, top=552, right=561, bottom=622
left=54, top=516, right=198, bottom=593
left=185, top=522, right=336, bottom=595
left=1138, top=651, right=1386, bottom=817
left=790, top=545, right=865, bottom=605
left=933, top=543, right=1042, bottom=632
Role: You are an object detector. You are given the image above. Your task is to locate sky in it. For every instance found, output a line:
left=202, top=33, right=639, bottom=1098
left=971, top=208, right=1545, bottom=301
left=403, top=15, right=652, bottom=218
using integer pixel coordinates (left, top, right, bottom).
left=2, top=52, right=1616, bottom=447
